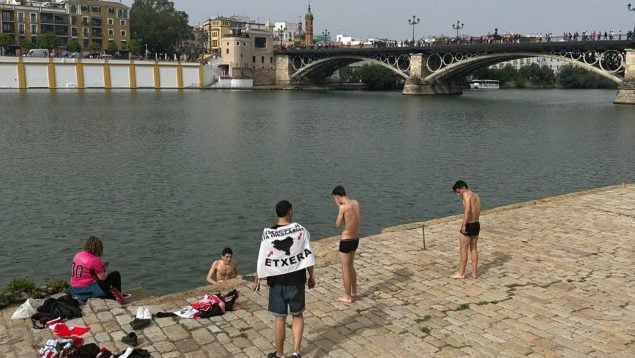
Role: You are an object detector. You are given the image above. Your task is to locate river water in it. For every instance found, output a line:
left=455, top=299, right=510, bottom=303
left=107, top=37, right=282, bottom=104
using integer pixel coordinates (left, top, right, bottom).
left=1, top=89, right=633, bottom=295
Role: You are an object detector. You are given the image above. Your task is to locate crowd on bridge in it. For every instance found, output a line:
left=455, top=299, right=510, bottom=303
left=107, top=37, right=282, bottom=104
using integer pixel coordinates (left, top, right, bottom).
left=278, top=28, right=634, bottom=52
left=562, top=30, right=634, bottom=41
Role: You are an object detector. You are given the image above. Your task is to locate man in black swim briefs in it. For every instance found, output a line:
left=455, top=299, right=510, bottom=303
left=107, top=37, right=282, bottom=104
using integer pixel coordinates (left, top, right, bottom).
left=332, top=186, right=361, bottom=303
left=452, top=180, right=482, bottom=280
left=339, top=238, right=359, bottom=253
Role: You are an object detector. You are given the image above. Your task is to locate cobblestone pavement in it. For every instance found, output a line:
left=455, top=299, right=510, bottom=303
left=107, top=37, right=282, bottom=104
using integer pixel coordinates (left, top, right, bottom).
left=1, top=185, right=634, bottom=357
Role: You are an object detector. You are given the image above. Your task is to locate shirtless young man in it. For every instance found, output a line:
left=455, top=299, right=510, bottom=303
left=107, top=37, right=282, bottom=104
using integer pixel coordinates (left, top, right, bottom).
left=206, top=248, right=241, bottom=284
left=451, top=180, right=481, bottom=279
left=332, top=185, right=360, bottom=303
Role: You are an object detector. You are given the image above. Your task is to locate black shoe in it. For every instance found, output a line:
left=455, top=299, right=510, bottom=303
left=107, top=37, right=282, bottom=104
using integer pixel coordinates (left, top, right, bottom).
left=292, top=353, right=302, bottom=358
left=130, top=318, right=151, bottom=330
left=121, top=332, right=138, bottom=346
left=267, top=352, right=282, bottom=358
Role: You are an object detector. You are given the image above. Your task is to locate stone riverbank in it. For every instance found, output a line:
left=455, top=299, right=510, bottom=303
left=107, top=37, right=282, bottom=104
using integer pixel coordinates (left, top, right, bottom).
left=1, top=185, right=634, bottom=357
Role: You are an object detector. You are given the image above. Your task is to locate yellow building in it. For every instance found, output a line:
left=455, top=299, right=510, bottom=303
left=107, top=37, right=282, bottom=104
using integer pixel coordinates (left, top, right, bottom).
left=0, top=0, right=129, bottom=54
left=69, top=0, right=130, bottom=52
left=201, top=15, right=254, bottom=56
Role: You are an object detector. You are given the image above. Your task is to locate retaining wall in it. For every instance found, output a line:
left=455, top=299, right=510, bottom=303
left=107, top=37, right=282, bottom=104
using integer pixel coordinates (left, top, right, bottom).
left=0, top=56, right=211, bottom=89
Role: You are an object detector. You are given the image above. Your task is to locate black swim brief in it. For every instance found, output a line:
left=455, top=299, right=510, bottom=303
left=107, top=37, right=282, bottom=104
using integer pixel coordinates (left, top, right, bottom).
left=463, top=222, right=480, bottom=236
left=339, top=238, right=359, bottom=253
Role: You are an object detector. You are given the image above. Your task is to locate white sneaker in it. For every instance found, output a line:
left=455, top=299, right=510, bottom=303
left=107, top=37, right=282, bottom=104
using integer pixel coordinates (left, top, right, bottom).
left=135, top=307, right=144, bottom=319
left=143, top=307, right=152, bottom=320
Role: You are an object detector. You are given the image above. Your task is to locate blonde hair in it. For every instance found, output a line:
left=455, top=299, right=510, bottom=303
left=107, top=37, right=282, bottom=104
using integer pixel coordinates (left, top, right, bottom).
left=82, top=236, right=103, bottom=257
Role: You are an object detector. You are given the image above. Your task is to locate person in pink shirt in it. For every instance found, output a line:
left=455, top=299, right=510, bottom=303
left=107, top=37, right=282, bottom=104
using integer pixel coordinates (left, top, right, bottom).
left=69, top=236, right=126, bottom=301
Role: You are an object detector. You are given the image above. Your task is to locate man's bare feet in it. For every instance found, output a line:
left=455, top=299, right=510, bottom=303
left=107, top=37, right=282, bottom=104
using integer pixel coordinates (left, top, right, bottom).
left=471, top=274, right=478, bottom=279
left=338, top=296, right=354, bottom=303
left=450, top=273, right=466, bottom=279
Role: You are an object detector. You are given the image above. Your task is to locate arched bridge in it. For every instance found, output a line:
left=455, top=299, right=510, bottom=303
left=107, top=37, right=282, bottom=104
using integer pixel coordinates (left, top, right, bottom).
left=274, top=40, right=635, bottom=103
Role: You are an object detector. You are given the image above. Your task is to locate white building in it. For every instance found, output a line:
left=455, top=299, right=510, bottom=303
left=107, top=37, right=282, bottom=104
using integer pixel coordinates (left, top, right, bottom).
left=335, top=34, right=362, bottom=46
left=491, top=56, right=567, bottom=73
left=272, top=21, right=300, bottom=43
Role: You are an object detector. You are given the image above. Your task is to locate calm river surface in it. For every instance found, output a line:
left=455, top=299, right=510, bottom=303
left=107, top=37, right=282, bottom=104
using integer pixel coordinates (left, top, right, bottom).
left=1, top=89, right=633, bottom=294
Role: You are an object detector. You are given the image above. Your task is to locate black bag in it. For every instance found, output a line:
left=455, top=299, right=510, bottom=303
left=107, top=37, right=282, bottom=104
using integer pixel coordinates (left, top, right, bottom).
left=68, top=343, right=101, bottom=358
left=31, top=311, right=59, bottom=329
left=31, top=294, right=83, bottom=328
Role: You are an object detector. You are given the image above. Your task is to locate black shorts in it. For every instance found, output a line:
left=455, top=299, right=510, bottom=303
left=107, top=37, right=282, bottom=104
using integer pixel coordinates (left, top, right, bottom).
left=339, top=238, right=359, bottom=253
left=463, top=222, right=480, bottom=236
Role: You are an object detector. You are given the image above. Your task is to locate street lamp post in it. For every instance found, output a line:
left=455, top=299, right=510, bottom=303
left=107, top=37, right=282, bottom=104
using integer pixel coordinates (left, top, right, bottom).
left=452, top=20, right=464, bottom=39
left=277, top=26, right=287, bottom=48
left=629, top=3, right=635, bottom=37
left=408, top=15, right=420, bottom=46
left=322, top=29, right=330, bottom=42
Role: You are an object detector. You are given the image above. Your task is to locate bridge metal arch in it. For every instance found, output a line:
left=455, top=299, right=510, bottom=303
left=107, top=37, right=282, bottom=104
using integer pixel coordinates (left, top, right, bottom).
left=290, top=55, right=410, bottom=80
left=424, top=51, right=624, bottom=84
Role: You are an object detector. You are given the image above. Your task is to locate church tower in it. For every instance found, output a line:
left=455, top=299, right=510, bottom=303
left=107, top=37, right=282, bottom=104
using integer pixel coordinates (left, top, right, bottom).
left=304, top=4, right=314, bottom=46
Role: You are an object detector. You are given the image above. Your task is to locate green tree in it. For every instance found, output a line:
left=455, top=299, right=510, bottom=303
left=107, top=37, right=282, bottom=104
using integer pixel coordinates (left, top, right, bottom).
left=36, top=33, right=60, bottom=51
left=338, top=66, right=362, bottom=82
left=130, top=0, right=190, bottom=55
left=19, top=38, right=34, bottom=53
left=89, top=42, right=102, bottom=53
left=358, top=64, right=401, bottom=90
left=67, top=40, right=81, bottom=53
left=557, top=64, right=617, bottom=89
left=518, top=63, right=555, bottom=87
left=0, top=33, right=13, bottom=56
left=127, top=39, right=142, bottom=55
left=106, top=41, right=118, bottom=54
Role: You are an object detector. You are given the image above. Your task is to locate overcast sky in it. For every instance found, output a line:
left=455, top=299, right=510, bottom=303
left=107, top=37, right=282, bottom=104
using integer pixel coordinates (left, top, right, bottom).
left=124, top=0, right=635, bottom=39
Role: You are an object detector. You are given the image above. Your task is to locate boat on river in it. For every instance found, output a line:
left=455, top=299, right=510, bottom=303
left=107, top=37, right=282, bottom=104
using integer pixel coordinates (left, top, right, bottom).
left=469, top=79, right=500, bottom=89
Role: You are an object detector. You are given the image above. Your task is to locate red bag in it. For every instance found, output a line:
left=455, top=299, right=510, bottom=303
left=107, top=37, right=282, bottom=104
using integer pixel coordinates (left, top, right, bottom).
left=110, top=288, right=124, bottom=304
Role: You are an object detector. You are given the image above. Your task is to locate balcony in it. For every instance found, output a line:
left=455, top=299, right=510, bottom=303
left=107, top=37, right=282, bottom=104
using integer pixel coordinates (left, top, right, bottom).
left=40, top=14, right=54, bottom=24
left=41, top=24, right=55, bottom=33
left=55, top=16, right=67, bottom=25
left=55, top=26, right=68, bottom=36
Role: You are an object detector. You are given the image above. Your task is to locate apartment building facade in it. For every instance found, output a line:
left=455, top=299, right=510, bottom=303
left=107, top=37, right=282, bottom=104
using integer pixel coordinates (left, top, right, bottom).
left=0, top=0, right=129, bottom=53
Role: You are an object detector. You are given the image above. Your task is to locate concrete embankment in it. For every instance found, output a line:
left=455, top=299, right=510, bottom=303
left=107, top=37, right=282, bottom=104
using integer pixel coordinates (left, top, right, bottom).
left=1, top=184, right=634, bottom=357
left=0, top=56, right=211, bottom=89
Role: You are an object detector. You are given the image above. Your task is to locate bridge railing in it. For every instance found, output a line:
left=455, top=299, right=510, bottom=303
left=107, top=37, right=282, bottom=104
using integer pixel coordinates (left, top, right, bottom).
left=276, top=31, right=635, bottom=54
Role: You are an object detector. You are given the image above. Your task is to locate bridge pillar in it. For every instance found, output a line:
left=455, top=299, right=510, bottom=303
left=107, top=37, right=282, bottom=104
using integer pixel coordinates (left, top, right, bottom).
left=275, top=55, right=293, bottom=86
left=403, top=53, right=462, bottom=95
left=615, top=49, right=635, bottom=105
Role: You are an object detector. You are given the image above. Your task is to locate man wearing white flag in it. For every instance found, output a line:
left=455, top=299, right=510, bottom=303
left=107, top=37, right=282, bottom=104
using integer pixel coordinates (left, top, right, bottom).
left=252, top=200, right=315, bottom=358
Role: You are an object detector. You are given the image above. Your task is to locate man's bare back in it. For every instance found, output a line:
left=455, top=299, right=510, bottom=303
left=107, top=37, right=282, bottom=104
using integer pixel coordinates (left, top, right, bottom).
left=462, top=191, right=481, bottom=224
left=337, top=199, right=360, bottom=239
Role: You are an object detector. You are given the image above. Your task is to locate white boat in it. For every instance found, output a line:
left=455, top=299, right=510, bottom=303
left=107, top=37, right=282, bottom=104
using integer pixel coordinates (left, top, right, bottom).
left=469, top=79, right=500, bottom=89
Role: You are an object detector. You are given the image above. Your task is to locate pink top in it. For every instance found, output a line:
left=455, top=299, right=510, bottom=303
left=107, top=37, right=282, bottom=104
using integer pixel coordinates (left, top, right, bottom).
left=70, top=250, right=105, bottom=287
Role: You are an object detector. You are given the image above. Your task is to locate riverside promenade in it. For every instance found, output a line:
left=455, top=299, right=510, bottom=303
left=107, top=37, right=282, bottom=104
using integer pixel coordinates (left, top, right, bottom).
left=1, top=185, right=634, bottom=357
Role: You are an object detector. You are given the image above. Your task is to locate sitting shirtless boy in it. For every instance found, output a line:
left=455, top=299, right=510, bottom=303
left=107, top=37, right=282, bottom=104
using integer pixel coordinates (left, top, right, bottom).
left=206, top=248, right=241, bottom=284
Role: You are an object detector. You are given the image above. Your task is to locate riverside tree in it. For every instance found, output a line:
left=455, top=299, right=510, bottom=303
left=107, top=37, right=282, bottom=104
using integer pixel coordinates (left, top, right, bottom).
left=36, top=33, right=60, bottom=51
left=130, top=0, right=190, bottom=55
left=339, top=64, right=402, bottom=90
left=0, top=33, right=12, bottom=56
left=127, top=39, right=142, bottom=56
left=67, top=40, right=81, bottom=53
left=556, top=64, right=617, bottom=89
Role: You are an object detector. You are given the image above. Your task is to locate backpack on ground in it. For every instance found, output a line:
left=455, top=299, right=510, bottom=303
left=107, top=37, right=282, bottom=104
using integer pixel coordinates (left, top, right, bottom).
left=31, top=295, right=82, bottom=329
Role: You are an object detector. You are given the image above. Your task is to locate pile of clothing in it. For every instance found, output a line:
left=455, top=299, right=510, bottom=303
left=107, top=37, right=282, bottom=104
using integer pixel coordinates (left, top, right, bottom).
left=157, top=289, right=238, bottom=319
